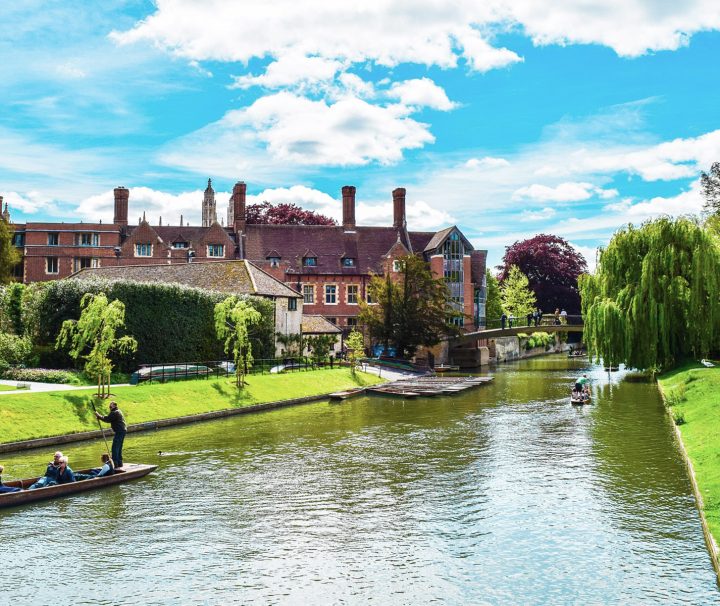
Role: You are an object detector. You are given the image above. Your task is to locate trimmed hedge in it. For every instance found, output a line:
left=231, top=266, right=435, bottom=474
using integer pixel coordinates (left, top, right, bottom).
left=23, top=279, right=276, bottom=368
left=2, top=367, right=77, bottom=383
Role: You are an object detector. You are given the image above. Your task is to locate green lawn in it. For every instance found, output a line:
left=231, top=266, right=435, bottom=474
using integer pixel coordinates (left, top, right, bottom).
left=658, top=362, right=720, bottom=544
left=0, top=369, right=384, bottom=444
left=0, top=384, right=27, bottom=392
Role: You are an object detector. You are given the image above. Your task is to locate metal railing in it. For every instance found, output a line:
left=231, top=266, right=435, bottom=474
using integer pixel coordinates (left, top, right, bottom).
left=482, top=314, right=583, bottom=330
left=133, top=357, right=343, bottom=384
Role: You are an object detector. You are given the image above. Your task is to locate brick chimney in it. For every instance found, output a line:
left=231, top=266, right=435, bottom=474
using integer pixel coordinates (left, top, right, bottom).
left=392, top=187, right=406, bottom=229
left=113, top=187, right=129, bottom=226
left=342, top=185, right=356, bottom=230
left=232, top=181, right=247, bottom=233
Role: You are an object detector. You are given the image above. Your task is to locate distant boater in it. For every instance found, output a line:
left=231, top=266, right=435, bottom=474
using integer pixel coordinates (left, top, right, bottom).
left=95, top=401, right=127, bottom=468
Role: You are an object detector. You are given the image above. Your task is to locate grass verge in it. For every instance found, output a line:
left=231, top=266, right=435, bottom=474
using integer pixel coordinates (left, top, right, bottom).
left=658, top=362, right=720, bottom=551
left=0, top=385, right=26, bottom=392
left=0, top=369, right=384, bottom=444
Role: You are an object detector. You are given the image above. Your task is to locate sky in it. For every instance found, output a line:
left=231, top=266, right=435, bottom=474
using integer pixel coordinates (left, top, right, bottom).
left=2, top=1, right=720, bottom=270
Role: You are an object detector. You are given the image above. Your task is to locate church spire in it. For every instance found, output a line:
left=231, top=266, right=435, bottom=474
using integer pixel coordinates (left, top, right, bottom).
left=202, top=177, right=217, bottom=227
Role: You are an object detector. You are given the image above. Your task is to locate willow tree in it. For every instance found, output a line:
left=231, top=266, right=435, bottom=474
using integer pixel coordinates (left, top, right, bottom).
left=56, top=293, right=137, bottom=397
left=215, top=296, right=262, bottom=388
left=579, top=217, right=720, bottom=370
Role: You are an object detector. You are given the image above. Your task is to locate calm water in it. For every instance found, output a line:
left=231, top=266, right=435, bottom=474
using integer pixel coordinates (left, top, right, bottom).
left=1, top=356, right=718, bottom=605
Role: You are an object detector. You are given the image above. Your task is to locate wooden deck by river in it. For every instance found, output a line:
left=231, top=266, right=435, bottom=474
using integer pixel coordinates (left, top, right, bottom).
left=365, top=375, right=493, bottom=398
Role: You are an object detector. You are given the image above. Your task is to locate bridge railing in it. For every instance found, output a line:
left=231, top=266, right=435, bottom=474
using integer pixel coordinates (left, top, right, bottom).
left=481, top=314, right=583, bottom=330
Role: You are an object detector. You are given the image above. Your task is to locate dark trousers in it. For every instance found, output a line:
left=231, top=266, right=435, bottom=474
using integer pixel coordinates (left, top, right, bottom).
left=112, top=431, right=126, bottom=468
left=0, top=485, right=21, bottom=493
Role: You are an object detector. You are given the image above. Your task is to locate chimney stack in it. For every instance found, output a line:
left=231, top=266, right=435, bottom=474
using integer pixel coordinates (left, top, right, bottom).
left=392, top=187, right=406, bottom=229
left=113, top=187, right=129, bottom=226
left=232, top=181, right=247, bottom=233
left=342, top=185, right=356, bottom=230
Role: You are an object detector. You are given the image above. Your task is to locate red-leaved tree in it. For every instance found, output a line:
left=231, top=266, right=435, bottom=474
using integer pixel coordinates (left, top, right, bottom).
left=498, top=234, right=588, bottom=314
left=246, top=201, right=337, bottom=225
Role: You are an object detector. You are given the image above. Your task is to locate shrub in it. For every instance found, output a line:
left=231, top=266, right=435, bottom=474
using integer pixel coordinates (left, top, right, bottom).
left=0, top=332, right=33, bottom=366
left=23, top=279, right=275, bottom=367
left=1, top=367, right=78, bottom=383
left=673, top=411, right=686, bottom=426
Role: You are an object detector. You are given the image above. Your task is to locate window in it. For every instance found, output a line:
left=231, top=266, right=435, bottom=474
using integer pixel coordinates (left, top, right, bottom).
left=366, top=291, right=375, bottom=304
left=77, top=233, right=99, bottom=246
left=342, top=257, right=355, bottom=267
left=74, top=257, right=99, bottom=272
left=12, top=233, right=25, bottom=247
left=392, top=260, right=403, bottom=272
left=288, top=298, right=297, bottom=311
left=347, top=285, right=359, bottom=304
left=135, top=243, right=152, bottom=257
left=325, top=284, right=337, bottom=304
left=207, top=244, right=224, bottom=257
left=172, top=241, right=189, bottom=249
left=327, top=317, right=337, bottom=325
left=303, top=257, right=317, bottom=267
left=46, top=257, right=59, bottom=274
left=303, top=285, right=315, bottom=304
left=47, top=233, right=59, bottom=246
left=269, top=257, right=280, bottom=268
left=347, top=317, right=358, bottom=327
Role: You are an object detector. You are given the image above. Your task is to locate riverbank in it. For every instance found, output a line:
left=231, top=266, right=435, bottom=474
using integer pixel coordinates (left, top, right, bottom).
left=0, top=369, right=385, bottom=446
left=658, top=363, right=720, bottom=575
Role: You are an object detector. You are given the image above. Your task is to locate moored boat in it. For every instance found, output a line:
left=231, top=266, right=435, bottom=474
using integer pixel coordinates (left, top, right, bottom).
left=0, top=463, right=157, bottom=509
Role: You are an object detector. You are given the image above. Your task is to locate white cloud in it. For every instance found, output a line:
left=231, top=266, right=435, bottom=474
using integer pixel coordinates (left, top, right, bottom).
left=465, top=156, right=511, bottom=169
left=230, top=54, right=344, bottom=90
left=388, top=78, right=456, bottom=111
left=513, top=182, right=618, bottom=202
left=520, top=207, right=556, bottom=221
left=160, top=92, right=435, bottom=172
left=2, top=191, right=55, bottom=215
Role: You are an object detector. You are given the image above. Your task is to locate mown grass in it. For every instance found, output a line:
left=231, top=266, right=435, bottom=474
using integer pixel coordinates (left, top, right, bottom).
left=0, top=369, right=384, bottom=444
left=0, top=384, right=26, bottom=392
left=658, top=362, right=720, bottom=545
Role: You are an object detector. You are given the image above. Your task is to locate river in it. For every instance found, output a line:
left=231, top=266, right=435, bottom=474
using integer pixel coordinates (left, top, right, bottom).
left=1, top=355, right=718, bottom=605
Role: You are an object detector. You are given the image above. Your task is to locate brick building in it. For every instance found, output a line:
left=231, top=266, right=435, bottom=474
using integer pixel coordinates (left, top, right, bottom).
left=3, top=181, right=487, bottom=330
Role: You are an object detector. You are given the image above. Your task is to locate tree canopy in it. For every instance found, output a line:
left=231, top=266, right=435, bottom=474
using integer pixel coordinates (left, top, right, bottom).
left=359, top=254, right=459, bottom=358
left=246, top=201, right=336, bottom=225
left=498, top=234, right=587, bottom=313
left=214, top=296, right=262, bottom=387
left=500, top=265, right=537, bottom=319
left=579, top=217, right=720, bottom=370
left=701, top=162, right=720, bottom=215
left=0, top=217, right=20, bottom=285
left=484, top=269, right=503, bottom=324
left=56, top=293, right=137, bottom=397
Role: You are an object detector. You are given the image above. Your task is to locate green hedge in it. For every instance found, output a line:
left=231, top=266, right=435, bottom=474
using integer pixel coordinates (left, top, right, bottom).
left=23, top=279, right=276, bottom=368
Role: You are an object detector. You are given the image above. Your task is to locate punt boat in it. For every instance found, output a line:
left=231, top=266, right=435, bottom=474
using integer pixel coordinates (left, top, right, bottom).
left=0, top=463, right=157, bottom=509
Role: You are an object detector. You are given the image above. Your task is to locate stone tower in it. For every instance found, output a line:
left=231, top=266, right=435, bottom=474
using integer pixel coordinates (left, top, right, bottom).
left=202, top=178, right=217, bottom=227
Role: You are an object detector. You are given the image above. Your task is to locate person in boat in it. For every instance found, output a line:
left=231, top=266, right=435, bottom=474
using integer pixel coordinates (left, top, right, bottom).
left=574, top=374, right=589, bottom=394
left=75, top=454, right=115, bottom=481
left=55, top=456, right=76, bottom=484
left=0, top=464, right=21, bottom=493
left=571, top=387, right=583, bottom=401
left=28, top=451, right=64, bottom=490
left=95, top=401, right=126, bottom=468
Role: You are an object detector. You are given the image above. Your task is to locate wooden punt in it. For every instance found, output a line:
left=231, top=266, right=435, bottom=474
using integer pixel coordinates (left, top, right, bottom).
left=0, top=463, right=157, bottom=509
left=571, top=397, right=591, bottom=405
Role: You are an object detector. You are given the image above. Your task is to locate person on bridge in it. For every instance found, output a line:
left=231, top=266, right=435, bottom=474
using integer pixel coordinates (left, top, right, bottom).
left=95, top=401, right=127, bottom=468
left=554, top=309, right=561, bottom=325
left=526, top=311, right=534, bottom=326
left=501, top=313, right=507, bottom=330
left=560, top=309, right=568, bottom=324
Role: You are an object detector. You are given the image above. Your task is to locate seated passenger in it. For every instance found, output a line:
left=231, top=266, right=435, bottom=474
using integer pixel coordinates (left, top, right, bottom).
left=28, top=451, right=63, bottom=490
left=0, top=464, right=21, bottom=493
left=571, top=387, right=582, bottom=400
left=75, top=454, right=114, bottom=481
left=55, top=456, right=76, bottom=484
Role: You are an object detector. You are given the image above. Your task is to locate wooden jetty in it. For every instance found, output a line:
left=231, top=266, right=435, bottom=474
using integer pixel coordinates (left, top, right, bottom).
left=366, top=375, right=492, bottom=398
left=328, top=387, right=366, bottom=401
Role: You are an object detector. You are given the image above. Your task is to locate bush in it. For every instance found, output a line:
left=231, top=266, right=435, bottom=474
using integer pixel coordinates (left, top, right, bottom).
left=1, top=367, right=78, bottom=383
left=0, top=332, right=33, bottom=366
left=23, top=279, right=276, bottom=368
left=521, top=332, right=554, bottom=351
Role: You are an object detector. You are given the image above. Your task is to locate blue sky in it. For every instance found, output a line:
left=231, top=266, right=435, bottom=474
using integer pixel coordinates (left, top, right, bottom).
left=2, top=1, right=720, bottom=269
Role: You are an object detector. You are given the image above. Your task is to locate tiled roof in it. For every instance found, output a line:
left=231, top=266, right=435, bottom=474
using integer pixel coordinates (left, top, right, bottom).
left=71, top=260, right=299, bottom=299
left=301, top=315, right=342, bottom=334
left=244, top=224, right=437, bottom=274
left=422, top=225, right=473, bottom=253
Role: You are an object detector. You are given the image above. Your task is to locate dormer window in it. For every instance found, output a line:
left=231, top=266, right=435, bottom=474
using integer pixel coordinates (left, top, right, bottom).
left=303, top=257, right=317, bottom=267
left=342, top=257, right=355, bottom=267
left=207, top=244, right=224, bottom=257
left=172, top=241, right=189, bottom=249
left=135, top=243, right=152, bottom=257
left=269, top=257, right=281, bottom=268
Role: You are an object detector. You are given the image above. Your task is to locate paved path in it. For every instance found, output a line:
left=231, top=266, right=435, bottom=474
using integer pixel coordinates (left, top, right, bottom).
left=0, top=380, right=130, bottom=396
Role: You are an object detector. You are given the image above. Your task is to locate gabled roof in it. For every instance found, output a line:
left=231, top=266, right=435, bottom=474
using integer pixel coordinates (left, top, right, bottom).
left=71, top=260, right=300, bottom=299
left=301, top=315, right=342, bottom=334
left=423, top=226, right=474, bottom=253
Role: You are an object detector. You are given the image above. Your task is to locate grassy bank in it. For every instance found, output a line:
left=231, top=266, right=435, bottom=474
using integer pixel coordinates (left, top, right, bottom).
left=658, top=363, right=720, bottom=548
left=0, top=369, right=384, bottom=444
left=0, top=385, right=26, bottom=392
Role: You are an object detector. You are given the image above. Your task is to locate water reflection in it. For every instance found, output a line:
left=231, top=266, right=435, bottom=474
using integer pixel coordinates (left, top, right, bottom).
left=1, top=356, right=718, bottom=605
